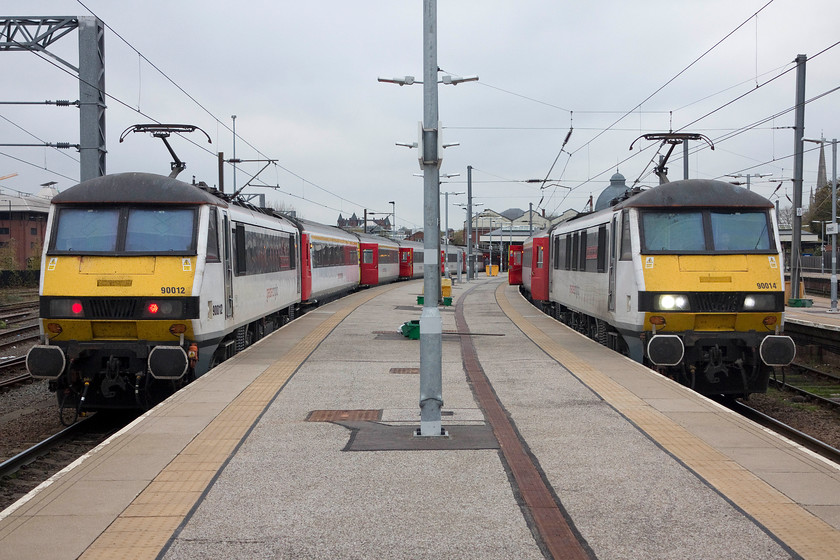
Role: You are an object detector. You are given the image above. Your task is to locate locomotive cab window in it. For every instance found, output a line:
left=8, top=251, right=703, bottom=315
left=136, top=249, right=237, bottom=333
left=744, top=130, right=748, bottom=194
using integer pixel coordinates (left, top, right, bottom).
left=50, top=206, right=197, bottom=255
left=126, top=208, right=194, bottom=253
left=710, top=211, right=771, bottom=251
left=52, top=208, right=120, bottom=252
left=640, top=209, right=773, bottom=253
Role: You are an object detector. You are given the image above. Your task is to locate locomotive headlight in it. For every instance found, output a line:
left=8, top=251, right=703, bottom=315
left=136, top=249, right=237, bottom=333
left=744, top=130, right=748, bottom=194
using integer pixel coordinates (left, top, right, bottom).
left=743, top=294, right=776, bottom=311
left=657, top=294, right=688, bottom=311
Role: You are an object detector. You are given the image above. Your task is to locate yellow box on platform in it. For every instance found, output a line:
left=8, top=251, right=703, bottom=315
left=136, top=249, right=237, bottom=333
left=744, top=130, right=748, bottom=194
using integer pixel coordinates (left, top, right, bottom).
left=441, top=278, right=452, bottom=297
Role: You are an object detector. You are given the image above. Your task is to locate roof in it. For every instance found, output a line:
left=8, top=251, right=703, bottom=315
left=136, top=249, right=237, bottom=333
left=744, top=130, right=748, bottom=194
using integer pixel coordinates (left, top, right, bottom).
left=0, top=190, right=51, bottom=213
left=52, top=172, right=228, bottom=207
left=615, top=179, right=773, bottom=210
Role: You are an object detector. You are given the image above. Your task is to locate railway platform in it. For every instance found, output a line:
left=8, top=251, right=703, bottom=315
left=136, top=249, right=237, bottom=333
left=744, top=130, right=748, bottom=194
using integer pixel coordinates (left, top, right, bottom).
left=2, top=276, right=840, bottom=559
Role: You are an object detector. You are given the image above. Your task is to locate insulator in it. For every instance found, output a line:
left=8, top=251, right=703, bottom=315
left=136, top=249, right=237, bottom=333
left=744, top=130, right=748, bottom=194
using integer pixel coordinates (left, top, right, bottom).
left=55, top=100, right=71, bottom=106
left=54, top=142, right=71, bottom=149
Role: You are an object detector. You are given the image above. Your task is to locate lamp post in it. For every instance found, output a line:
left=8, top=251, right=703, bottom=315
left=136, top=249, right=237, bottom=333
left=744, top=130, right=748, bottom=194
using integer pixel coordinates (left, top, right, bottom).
left=389, top=201, right=396, bottom=239
left=456, top=202, right=482, bottom=282
left=231, top=115, right=237, bottom=193
left=441, top=188, right=463, bottom=278
left=489, top=218, right=495, bottom=274
left=378, top=0, right=478, bottom=437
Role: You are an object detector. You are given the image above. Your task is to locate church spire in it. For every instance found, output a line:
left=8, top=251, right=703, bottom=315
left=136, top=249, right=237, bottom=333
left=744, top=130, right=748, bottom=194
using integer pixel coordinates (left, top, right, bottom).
left=818, top=141, right=828, bottom=188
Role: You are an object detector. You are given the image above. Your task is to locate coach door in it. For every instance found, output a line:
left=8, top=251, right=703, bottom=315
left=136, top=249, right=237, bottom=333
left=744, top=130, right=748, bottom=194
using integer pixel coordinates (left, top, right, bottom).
left=222, top=211, right=234, bottom=318
left=608, top=215, right=618, bottom=312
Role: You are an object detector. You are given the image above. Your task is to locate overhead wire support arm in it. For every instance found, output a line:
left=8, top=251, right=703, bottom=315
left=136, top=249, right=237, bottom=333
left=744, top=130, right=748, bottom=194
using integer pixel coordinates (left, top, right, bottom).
left=0, top=142, right=79, bottom=149
left=229, top=159, right=278, bottom=199
left=0, top=99, right=79, bottom=106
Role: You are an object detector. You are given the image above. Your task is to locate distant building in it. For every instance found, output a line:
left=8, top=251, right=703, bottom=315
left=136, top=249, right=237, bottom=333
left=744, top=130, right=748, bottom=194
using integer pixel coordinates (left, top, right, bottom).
left=0, top=184, right=55, bottom=270
left=337, top=212, right=391, bottom=234
left=595, top=172, right=630, bottom=211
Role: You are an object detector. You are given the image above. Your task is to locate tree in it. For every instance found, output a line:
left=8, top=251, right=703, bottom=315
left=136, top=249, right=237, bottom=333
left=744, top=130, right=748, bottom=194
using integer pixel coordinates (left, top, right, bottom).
left=0, top=238, right=17, bottom=271
left=803, top=183, right=839, bottom=236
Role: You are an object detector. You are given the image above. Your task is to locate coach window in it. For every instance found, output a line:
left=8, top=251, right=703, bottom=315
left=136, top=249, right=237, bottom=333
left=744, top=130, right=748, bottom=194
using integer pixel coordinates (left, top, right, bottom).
left=597, top=225, right=607, bottom=272
left=571, top=233, right=579, bottom=270
left=362, top=249, right=374, bottom=264
left=537, top=245, right=544, bottom=268
left=234, top=223, right=246, bottom=274
left=206, top=207, right=220, bottom=262
left=578, top=231, right=587, bottom=271
left=564, top=235, right=572, bottom=270
left=620, top=210, right=632, bottom=260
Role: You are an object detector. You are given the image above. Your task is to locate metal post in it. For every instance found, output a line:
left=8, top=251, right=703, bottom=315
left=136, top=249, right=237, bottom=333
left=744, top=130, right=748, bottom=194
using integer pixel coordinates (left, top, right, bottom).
left=508, top=218, right=512, bottom=273
left=683, top=140, right=689, bottom=180
left=444, top=191, right=450, bottom=278
left=529, top=202, right=533, bottom=237
left=231, top=115, right=237, bottom=193
left=419, top=0, right=443, bottom=437
left=390, top=201, right=396, bottom=239
left=78, top=16, right=106, bottom=181
left=489, top=219, right=493, bottom=274
left=790, top=54, right=807, bottom=303
left=746, top=174, right=751, bottom=191
left=467, top=165, right=473, bottom=280
left=832, top=138, right=838, bottom=312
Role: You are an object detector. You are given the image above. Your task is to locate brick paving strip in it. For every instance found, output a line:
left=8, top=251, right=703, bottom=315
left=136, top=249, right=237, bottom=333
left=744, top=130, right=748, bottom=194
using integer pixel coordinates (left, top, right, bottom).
left=455, top=282, right=594, bottom=560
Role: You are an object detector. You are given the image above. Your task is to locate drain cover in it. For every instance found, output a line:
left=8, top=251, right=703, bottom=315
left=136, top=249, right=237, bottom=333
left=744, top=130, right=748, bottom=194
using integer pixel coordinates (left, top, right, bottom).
left=390, top=368, right=419, bottom=375
left=306, top=409, right=382, bottom=422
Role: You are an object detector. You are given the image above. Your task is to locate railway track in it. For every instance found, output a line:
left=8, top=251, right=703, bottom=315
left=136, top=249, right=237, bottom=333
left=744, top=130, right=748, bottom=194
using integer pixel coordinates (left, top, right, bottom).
left=0, top=412, right=135, bottom=512
left=769, top=362, right=840, bottom=410
left=0, top=330, right=39, bottom=355
left=0, top=416, right=92, bottom=480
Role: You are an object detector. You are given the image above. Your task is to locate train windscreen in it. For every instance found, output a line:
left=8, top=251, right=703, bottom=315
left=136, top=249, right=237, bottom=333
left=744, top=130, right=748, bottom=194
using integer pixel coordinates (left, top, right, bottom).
left=126, top=209, right=194, bottom=252
left=53, top=208, right=120, bottom=252
left=52, top=207, right=196, bottom=254
left=641, top=210, right=771, bottom=253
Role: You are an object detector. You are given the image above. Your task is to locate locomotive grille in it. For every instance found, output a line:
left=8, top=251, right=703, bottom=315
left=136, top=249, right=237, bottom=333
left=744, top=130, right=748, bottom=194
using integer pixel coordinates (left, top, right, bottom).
left=87, top=299, right=138, bottom=318
left=692, top=292, right=741, bottom=312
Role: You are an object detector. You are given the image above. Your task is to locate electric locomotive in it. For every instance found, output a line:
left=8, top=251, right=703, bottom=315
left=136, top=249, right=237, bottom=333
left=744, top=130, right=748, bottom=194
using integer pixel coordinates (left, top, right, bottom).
left=524, top=178, right=795, bottom=397
left=26, top=172, right=301, bottom=413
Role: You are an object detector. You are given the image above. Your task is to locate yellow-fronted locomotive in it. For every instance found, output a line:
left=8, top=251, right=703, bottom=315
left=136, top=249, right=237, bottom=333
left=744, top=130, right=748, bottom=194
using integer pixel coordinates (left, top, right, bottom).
left=26, top=172, right=301, bottom=414
left=522, top=178, right=795, bottom=397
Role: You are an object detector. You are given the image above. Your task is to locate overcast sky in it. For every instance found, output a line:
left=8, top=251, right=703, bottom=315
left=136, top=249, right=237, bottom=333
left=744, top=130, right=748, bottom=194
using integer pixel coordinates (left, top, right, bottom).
left=2, top=1, right=839, bottom=231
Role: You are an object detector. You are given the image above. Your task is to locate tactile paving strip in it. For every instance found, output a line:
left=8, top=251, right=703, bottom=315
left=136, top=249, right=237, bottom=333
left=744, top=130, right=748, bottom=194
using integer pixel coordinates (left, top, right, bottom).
left=495, top=282, right=840, bottom=560
left=80, top=284, right=399, bottom=560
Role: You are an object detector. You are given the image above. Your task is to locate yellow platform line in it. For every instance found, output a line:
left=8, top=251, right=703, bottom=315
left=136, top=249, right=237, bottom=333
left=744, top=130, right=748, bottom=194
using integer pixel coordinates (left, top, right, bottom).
left=495, top=283, right=840, bottom=560
left=80, top=284, right=396, bottom=560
